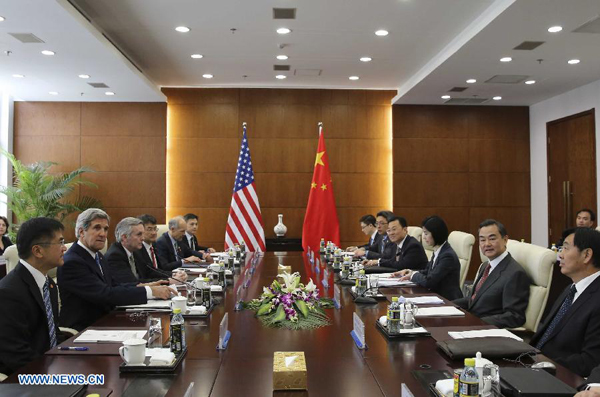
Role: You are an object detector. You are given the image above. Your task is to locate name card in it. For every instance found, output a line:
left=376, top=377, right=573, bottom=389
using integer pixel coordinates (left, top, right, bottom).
left=333, top=285, right=341, bottom=309
left=401, top=383, right=415, bottom=397
left=216, top=313, right=231, bottom=350
left=321, top=269, right=329, bottom=289
left=315, top=259, right=320, bottom=274
left=350, top=312, right=366, bottom=349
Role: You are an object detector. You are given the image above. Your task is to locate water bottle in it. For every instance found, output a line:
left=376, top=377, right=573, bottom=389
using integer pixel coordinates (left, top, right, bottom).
left=459, top=358, right=479, bottom=397
left=355, top=269, right=367, bottom=295
left=341, top=256, right=351, bottom=279
left=387, top=297, right=401, bottom=334
left=202, top=277, right=212, bottom=307
left=319, top=238, right=326, bottom=254
left=235, top=244, right=241, bottom=261
left=170, top=308, right=186, bottom=354
left=218, top=261, right=226, bottom=288
left=227, top=250, right=235, bottom=269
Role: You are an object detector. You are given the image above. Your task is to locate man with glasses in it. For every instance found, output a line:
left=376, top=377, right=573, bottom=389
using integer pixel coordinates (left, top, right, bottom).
left=353, top=210, right=394, bottom=259
left=346, top=214, right=378, bottom=253
left=0, top=217, right=66, bottom=374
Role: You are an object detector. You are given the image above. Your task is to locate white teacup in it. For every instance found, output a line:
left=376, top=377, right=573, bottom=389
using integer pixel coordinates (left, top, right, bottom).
left=119, top=338, right=146, bottom=365
left=171, top=295, right=187, bottom=312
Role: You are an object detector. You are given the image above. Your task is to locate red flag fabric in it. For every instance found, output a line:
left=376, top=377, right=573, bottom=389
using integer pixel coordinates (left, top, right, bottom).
left=302, top=125, right=340, bottom=252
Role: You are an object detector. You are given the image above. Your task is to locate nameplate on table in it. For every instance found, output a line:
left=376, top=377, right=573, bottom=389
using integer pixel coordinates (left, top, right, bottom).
left=350, top=312, right=366, bottom=349
left=321, top=269, right=329, bottom=289
left=401, top=383, right=415, bottom=397
left=217, top=313, right=231, bottom=350
left=333, top=284, right=341, bottom=309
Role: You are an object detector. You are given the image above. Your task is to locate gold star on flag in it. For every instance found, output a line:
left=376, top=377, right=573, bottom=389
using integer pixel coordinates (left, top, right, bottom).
left=321, top=183, right=327, bottom=191
left=314, top=151, right=325, bottom=167
left=311, top=182, right=317, bottom=189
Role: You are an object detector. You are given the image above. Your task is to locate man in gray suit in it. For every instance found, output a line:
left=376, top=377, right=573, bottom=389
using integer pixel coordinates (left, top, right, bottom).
left=453, top=219, right=531, bottom=328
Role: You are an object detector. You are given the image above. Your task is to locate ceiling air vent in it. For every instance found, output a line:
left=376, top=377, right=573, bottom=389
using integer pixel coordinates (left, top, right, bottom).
left=485, top=75, right=529, bottom=84
left=88, top=82, right=109, bottom=88
left=513, top=41, right=545, bottom=50
left=273, top=8, right=296, bottom=19
left=8, top=33, right=44, bottom=43
left=274, top=65, right=291, bottom=71
left=448, top=87, right=468, bottom=92
left=294, top=69, right=322, bottom=76
left=573, top=15, right=600, bottom=34
left=444, top=98, right=489, bottom=105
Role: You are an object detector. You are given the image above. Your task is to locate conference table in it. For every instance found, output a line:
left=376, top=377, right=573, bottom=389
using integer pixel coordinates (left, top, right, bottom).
left=5, top=252, right=583, bottom=396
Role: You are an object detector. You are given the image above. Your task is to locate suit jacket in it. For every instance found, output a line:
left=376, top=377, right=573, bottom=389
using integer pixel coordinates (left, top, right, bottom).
left=0, top=234, right=13, bottom=255
left=365, top=233, right=386, bottom=259
left=0, top=262, right=59, bottom=374
left=106, top=242, right=165, bottom=284
left=181, top=233, right=209, bottom=252
left=530, top=275, right=600, bottom=377
left=359, top=232, right=379, bottom=250
left=411, top=242, right=463, bottom=301
left=453, top=253, right=530, bottom=329
left=584, top=365, right=600, bottom=387
left=155, top=232, right=197, bottom=271
left=57, top=243, right=147, bottom=331
left=377, top=235, right=428, bottom=271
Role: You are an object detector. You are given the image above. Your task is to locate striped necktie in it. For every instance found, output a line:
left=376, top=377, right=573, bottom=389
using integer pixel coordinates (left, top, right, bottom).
left=128, top=254, right=139, bottom=278
left=42, top=278, right=57, bottom=348
left=150, top=246, right=158, bottom=268
left=95, top=252, right=104, bottom=277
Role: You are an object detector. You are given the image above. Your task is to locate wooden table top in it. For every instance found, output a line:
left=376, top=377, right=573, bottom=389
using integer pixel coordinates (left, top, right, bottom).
left=5, top=252, right=584, bottom=396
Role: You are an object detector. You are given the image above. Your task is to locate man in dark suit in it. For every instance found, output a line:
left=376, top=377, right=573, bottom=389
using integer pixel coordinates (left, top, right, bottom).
left=183, top=213, right=215, bottom=254
left=363, top=216, right=428, bottom=272
left=453, top=219, right=530, bottom=329
left=107, top=217, right=187, bottom=284
left=353, top=210, right=394, bottom=259
left=576, top=364, right=600, bottom=395
left=530, top=227, right=600, bottom=377
left=155, top=216, right=205, bottom=271
left=58, top=209, right=175, bottom=331
left=0, top=217, right=65, bottom=374
left=346, top=214, right=377, bottom=253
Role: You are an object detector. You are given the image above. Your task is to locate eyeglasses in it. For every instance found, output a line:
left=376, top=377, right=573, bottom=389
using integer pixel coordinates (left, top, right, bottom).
left=35, top=238, right=66, bottom=246
left=145, top=226, right=159, bottom=232
left=375, top=222, right=388, bottom=226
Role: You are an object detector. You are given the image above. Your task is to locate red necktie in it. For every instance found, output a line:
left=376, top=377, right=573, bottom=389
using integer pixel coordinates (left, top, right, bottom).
left=471, top=263, right=491, bottom=300
left=150, top=246, right=158, bottom=268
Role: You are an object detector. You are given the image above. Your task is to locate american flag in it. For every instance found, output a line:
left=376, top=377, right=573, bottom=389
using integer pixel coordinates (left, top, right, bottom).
left=224, top=124, right=266, bottom=252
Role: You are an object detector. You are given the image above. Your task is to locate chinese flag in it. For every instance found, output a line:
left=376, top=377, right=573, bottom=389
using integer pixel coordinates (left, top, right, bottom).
left=302, top=125, right=340, bottom=252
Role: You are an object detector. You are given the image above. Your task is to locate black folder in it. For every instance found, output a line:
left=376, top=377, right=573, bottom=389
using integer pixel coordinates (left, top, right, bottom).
left=500, top=367, right=577, bottom=397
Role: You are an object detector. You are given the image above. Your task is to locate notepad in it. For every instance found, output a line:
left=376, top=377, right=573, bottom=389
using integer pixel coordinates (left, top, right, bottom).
left=404, top=296, right=445, bottom=305
left=118, top=300, right=172, bottom=310
left=415, top=306, right=465, bottom=317
left=448, top=328, right=522, bottom=342
left=74, top=329, right=147, bottom=343
left=378, top=278, right=415, bottom=287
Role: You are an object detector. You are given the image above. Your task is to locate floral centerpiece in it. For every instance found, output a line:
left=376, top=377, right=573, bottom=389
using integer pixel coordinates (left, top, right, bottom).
left=243, top=272, right=334, bottom=330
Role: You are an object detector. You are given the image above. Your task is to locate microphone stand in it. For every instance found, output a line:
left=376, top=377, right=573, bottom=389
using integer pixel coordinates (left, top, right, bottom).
left=353, top=285, right=379, bottom=304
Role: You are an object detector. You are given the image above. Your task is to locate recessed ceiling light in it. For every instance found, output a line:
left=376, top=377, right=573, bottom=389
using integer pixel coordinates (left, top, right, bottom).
left=276, top=55, right=289, bottom=60
left=349, top=76, right=359, bottom=80
left=191, top=54, right=203, bottom=59
left=548, top=26, right=563, bottom=33
left=175, top=26, right=190, bottom=33
left=466, top=79, right=477, bottom=84
left=12, top=74, right=24, bottom=78
left=275, top=75, right=287, bottom=80
left=525, top=80, right=536, bottom=85
left=78, top=74, right=90, bottom=79
left=41, top=50, right=55, bottom=56
left=360, top=57, right=372, bottom=62
left=202, top=74, right=213, bottom=79
left=276, top=28, right=291, bottom=35
left=0, top=16, right=5, bottom=22
left=493, top=96, right=502, bottom=101
left=49, top=91, right=58, bottom=95
left=568, top=59, right=580, bottom=65
left=441, top=95, right=451, bottom=100
left=375, top=30, right=389, bottom=36
left=105, top=91, right=115, bottom=96
left=500, top=57, right=512, bottom=62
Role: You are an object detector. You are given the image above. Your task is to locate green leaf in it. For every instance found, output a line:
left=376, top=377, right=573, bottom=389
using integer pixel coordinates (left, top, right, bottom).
left=257, top=301, right=273, bottom=316
left=271, top=305, right=286, bottom=323
left=294, top=300, right=309, bottom=318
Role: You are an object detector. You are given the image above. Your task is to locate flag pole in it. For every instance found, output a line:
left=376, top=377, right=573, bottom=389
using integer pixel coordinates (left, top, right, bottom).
left=318, top=121, right=323, bottom=135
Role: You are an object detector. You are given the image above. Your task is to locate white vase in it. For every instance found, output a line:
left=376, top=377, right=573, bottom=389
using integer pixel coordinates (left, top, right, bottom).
left=274, top=214, right=287, bottom=237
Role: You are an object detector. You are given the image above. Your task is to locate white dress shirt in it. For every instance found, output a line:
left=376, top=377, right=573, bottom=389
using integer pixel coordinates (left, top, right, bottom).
left=486, top=250, right=509, bottom=275
left=573, top=269, right=600, bottom=302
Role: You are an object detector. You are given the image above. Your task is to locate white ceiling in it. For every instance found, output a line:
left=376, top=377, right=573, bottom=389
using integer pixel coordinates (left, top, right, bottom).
left=0, top=0, right=598, bottom=106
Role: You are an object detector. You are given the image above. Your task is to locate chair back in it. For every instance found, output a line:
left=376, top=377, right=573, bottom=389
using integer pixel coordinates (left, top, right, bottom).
left=447, top=231, right=475, bottom=287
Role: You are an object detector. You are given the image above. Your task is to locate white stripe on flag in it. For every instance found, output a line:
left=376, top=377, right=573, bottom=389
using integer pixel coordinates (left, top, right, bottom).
left=231, top=196, right=260, bottom=250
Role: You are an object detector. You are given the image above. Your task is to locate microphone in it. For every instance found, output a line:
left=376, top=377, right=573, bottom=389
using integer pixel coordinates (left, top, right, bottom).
left=141, top=260, right=195, bottom=290
left=353, top=286, right=379, bottom=304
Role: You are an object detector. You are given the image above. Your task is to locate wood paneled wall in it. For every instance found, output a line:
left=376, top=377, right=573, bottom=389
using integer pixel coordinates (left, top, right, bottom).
left=393, top=105, right=531, bottom=279
left=13, top=102, right=167, bottom=242
left=163, top=88, right=396, bottom=249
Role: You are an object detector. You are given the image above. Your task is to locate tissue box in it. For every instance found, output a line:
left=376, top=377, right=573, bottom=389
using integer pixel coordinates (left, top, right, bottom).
left=273, top=351, right=307, bottom=390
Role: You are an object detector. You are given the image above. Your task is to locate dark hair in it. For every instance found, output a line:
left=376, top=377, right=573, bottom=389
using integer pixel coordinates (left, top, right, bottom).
left=479, top=219, right=507, bottom=237
left=576, top=208, right=596, bottom=222
left=183, top=213, right=198, bottom=222
left=376, top=210, right=395, bottom=223
left=389, top=216, right=407, bottom=228
left=566, top=227, right=600, bottom=268
left=137, top=214, right=157, bottom=226
left=17, top=217, right=64, bottom=259
left=359, top=215, right=376, bottom=227
left=422, top=215, right=449, bottom=246
left=0, top=215, right=9, bottom=235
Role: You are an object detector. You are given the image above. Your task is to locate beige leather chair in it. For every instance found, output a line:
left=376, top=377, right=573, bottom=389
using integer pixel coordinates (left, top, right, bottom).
left=157, top=224, right=169, bottom=237
left=447, top=231, right=475, bottom=287
left=505, top=240, right=555, bottom=333
left=407, top=226, right=422, bottom=243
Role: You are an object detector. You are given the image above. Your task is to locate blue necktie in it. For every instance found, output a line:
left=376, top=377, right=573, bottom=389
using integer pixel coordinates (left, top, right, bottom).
left=536, top=285, right=577, bottom=349
left=380, top=236, right=387, bottom=253
left=43, top=278, right=57, bottom=348
left=95, top=252, right=104, bottom=277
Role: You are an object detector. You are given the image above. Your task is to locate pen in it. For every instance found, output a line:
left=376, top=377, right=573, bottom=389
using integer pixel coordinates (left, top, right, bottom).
left=58, top=346, right=89, bottom=351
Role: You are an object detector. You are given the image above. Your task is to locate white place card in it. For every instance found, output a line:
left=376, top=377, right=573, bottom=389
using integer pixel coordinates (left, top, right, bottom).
left=350, top=312, right=366, bottom=349
left=217, top=313, right=231, bottom=350
left=333, top=284, right=341, bottom=309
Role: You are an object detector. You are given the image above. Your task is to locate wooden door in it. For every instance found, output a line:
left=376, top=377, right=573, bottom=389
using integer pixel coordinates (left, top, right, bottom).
left=547, top=109, right=597, bottom=245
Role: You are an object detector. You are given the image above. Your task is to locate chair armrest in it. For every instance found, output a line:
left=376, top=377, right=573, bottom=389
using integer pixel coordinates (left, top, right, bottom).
left=58, top=327, right=79, bottom=337
left=0, top=373, right=7, bottom=382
